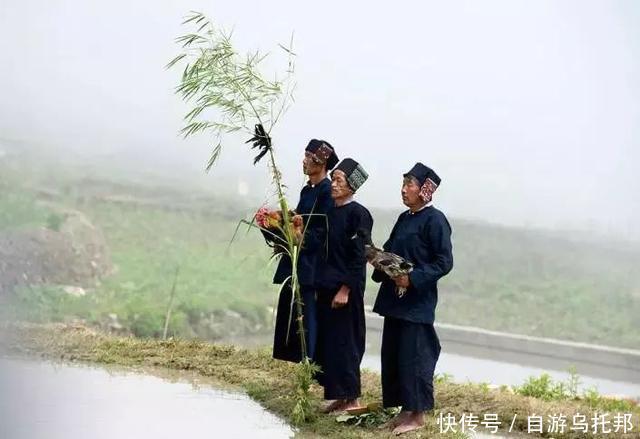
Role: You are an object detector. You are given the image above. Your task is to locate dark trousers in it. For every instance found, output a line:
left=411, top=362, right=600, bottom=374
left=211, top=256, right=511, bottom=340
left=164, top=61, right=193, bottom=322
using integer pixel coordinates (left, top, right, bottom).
left=315, top=287, right=366, bottom=400
left=272, top=282, right=318, bottom=362
left=381, top=317, right=441, bottom=411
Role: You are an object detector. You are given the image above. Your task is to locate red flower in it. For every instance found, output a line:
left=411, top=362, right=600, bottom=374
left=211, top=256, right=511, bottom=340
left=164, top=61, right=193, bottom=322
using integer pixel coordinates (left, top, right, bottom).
left=255, top=206, right=271, bottom=228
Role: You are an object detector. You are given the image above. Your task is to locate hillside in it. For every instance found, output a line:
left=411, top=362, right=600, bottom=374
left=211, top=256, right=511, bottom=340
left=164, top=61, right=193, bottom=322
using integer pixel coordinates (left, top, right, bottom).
left=1, top=142, right=639, bottom=348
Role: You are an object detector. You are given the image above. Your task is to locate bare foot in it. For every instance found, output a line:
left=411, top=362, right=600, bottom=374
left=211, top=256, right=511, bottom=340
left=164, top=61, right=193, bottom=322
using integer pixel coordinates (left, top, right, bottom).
left=321, top=399, right=344, bottom=414
left=392, top=412, right=424, bottom=435
left=340, top=399, right=361, bottom=411
left=378, top=411, right=408, bottom=430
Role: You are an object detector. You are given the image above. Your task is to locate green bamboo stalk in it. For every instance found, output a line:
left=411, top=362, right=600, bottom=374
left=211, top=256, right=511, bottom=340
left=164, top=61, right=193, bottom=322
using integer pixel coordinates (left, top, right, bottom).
left=168, top=11, right=314, bottom=422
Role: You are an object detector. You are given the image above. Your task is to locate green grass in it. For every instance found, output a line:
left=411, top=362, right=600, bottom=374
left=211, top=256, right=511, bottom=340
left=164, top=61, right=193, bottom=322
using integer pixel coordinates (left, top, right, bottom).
left=3, top=201, right=278, bottom=339
left=2, top=323, right=638, bottom=438
left=367, top=210, right=640, bottom=349
left=433, top=219, right=640, bottom=348
left=2, top=155, right=640, bottom=348
left=1, top=160, right=278, bottom=337
left=0, top=189, right=52, bottom=230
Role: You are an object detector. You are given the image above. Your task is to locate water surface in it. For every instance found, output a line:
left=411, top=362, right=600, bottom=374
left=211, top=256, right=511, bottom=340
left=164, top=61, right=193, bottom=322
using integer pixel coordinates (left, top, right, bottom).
left=0, top=357, right=293, bottom=439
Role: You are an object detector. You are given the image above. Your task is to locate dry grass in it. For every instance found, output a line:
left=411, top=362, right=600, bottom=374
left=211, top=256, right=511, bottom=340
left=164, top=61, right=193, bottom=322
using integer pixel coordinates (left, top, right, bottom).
left=1, top=323, right=637, bottom=438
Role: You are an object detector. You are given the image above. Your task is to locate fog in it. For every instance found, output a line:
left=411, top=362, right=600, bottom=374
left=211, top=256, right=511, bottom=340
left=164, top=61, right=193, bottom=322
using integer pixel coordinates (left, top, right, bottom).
left=1, top=0, right=638, bottom=237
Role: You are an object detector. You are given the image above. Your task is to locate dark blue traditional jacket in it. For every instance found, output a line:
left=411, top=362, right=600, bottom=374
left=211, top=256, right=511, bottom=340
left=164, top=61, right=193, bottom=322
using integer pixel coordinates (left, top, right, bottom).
left=272, top=178, right=333, bottom=287
left=372, top=205, right=453, bottom=324
left=316, top=201, right=373, bottom=294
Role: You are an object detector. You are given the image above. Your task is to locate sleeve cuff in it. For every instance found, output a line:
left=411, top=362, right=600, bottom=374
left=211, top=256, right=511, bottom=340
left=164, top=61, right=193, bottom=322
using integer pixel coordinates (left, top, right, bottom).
left=408, top=270, right=422, bottom=289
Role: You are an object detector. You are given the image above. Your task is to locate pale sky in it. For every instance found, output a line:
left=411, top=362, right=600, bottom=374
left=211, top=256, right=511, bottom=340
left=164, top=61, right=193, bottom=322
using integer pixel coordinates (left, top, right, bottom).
left=1, top=0, right=638, bottom=237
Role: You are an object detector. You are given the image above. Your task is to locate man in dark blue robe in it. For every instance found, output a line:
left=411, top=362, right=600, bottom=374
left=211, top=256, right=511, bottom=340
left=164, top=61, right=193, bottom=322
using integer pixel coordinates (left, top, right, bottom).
left=270, top=140, right=339, bottom=363
left=315, top=158, right=373, bottom=413
left=372, top=162, right=453, bottom=435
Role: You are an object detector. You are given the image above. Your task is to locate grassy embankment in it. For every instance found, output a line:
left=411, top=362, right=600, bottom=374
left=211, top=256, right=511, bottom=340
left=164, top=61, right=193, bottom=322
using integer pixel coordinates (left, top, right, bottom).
left=2, top=323, right=638, bottom=438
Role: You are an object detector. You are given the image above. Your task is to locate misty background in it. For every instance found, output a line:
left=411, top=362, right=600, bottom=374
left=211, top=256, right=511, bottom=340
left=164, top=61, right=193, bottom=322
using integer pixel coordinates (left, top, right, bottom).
left=1, top=0, right=638, bottom=239
left=2, top=2, right=640, bottom=417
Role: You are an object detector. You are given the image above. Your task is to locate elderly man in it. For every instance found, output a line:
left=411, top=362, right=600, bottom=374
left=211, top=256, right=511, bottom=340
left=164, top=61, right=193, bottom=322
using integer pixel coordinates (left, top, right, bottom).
left=269, top=139, right=339, bottom=363
left=372, top=162, right=453, bottom=435
left=314, top=158, right=373, bottom=413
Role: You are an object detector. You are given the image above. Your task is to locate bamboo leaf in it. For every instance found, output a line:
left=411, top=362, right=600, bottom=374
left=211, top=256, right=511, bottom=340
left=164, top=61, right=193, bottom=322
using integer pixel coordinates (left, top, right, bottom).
left=204, top=142, right=222, bottom=172
left=168, top=15, right=310, bottom=421
left=165, top=53, right=187, bottom=69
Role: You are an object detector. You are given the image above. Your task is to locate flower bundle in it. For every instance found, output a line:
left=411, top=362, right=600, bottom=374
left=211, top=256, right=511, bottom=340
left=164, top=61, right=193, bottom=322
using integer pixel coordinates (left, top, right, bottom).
left=168, top=12, right=315, bottom=424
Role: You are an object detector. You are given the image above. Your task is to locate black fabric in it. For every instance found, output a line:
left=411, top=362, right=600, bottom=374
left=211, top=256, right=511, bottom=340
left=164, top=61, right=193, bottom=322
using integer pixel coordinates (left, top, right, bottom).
left=316, top=202, right=373, bottom=293
left=332, top=158, right=359, bottom=179
left=306, top=139, right=339, bottom=170
left=331, top=158, right=368, bottom=192
left=272, top=282, right=318, bottom=362
left=403, top=162, right=441, bottom=187
left=315, top=287, right=366, bottom=400
left=372, top=206, right=453, bottom=324
left=314, top=200, right=372, bottom=400
left=270, top=178, right=333, bottom=363
left=271, top=178, right=333, bottom=286
left=380, top=317, right=441, bottom=411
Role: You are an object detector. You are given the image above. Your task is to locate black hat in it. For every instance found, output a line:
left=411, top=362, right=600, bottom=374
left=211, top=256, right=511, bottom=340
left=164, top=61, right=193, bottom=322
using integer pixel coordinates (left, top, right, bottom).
left=305, top=139, right=339, bottom=170
left=332, top=158, right=368, bottom=192
left=404, top=162, right=441, bottom=187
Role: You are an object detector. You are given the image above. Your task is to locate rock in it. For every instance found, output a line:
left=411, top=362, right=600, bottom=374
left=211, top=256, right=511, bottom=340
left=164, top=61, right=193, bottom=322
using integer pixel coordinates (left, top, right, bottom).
left=223, top=310, right=242, bottom=320
left=62, top=286, right=86, bottom=297
left=0, top=209, right=113, bottom=294
left=107, top=313, right=123, bottom=331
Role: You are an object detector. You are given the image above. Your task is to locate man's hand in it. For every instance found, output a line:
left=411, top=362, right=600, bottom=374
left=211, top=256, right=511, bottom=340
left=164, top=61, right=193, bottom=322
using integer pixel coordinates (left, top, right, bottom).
left=392, top=275, right=410, bottom=289
left=331, top=285, right=350, bottom=308
left=291, top=214, right=304, bottom=245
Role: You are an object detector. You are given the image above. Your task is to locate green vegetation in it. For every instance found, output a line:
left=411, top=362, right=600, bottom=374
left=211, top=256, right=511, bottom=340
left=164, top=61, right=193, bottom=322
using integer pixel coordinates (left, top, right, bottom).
left=367, top=209, right=640, bottom=349
left=514, top=369, right=637, bottom=413
left=2, top=324, right=637, bottom=438
left=0, top=188, right=52, bottom=230
left=3, top=201, right=276, bottom=340
left=168, top=11, right=317, bottom=422
left=434, top=218, right=640, bottom=348
left=2, top=145, right=640, bottom=349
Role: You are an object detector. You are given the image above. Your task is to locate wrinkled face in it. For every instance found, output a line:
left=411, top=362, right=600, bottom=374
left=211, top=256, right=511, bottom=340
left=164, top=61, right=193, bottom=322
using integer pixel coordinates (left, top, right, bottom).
left=401, top=175, right=423, bottom=208
left=331, top=170, right=353, bottom=200
left=302, top=151, right=325, bottom=175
